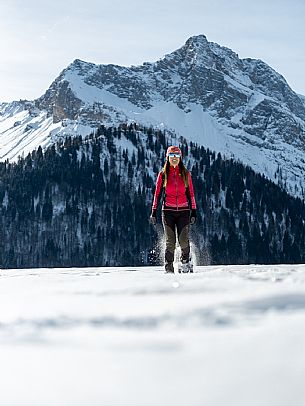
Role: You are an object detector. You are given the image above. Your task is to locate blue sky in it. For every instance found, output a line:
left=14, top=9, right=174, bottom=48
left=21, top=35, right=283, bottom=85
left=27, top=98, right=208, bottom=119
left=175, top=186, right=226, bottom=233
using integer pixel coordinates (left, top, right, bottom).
left=0, top=0, right=304, bottom=102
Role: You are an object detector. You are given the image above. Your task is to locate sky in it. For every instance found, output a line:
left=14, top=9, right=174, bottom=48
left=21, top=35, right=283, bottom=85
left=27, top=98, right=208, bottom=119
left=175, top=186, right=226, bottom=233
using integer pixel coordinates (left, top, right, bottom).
left=0, top=0, right=304, bottom=102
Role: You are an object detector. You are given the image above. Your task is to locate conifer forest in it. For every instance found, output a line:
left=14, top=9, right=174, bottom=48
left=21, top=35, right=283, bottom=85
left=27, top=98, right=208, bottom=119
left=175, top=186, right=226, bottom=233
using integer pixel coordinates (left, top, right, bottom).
left=1, top=123, right=305, bottom=268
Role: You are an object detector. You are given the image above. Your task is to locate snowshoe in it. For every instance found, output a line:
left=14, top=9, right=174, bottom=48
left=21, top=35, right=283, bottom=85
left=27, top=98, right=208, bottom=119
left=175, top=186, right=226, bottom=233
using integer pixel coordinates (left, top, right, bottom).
left=178, top=258, right=193, bottom=273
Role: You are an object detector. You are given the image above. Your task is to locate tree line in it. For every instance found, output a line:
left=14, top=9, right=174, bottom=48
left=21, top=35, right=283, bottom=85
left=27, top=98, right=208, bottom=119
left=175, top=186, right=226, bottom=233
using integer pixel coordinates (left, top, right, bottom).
left=0, top=122, right=305, bottom=268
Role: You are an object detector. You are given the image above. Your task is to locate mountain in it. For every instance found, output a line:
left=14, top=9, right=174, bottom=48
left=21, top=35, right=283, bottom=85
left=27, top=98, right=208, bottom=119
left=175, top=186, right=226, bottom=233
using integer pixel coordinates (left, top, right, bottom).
left=1, top=124, right=305, bottom=269
left=1, top=35, right=305, bottom=197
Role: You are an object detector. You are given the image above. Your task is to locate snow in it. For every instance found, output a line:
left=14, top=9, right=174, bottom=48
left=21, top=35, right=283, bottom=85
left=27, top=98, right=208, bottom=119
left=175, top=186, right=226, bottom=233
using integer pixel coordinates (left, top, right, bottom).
left=45, top=67, right=305, bottom=195
left=1, top=91, right=305, bottom=198
left=1, top=38, right=305, bottom=198
left=298, top=93, right=305, bottom=108
left=64, top=69, right=143, bottom=114
left=0, top=109, right=61, bottom=161
left=1, top=264, right=305, bottom=405
left=1, top=93, right=304, bottom=197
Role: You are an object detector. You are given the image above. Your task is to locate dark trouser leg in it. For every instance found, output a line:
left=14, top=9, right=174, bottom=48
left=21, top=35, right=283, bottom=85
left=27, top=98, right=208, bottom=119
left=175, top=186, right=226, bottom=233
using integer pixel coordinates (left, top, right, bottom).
left=176, top=210, right=190, bottom=262
left=162, top=211, right=176, bottom=270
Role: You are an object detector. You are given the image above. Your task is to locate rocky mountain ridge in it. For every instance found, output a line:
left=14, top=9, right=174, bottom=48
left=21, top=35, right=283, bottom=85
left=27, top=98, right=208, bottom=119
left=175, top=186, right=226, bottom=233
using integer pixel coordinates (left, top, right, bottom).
left=1, top=34, right=305, bottom=197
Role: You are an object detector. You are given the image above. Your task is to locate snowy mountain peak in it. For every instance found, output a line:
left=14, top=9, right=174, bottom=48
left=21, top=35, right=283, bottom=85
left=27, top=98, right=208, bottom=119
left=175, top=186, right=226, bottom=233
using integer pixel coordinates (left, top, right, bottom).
left=184, top=34, right=210, bottom=54
left=185, top=34, right=208, bottom=44
left=1, top=34, right=305, bottom=199
left=66, top=58, right=96, bottom=75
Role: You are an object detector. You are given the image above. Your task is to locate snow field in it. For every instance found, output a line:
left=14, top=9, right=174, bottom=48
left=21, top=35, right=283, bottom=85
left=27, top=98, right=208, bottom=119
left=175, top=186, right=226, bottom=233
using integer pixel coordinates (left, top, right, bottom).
left=0, top=265, right=305, bottom=406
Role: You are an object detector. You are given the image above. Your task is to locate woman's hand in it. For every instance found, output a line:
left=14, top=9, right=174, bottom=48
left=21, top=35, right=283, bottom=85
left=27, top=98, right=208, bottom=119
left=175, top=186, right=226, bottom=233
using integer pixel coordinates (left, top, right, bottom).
left=190, top=209, right=197, bottom=225
left=150, top=209, right=157, bottom=225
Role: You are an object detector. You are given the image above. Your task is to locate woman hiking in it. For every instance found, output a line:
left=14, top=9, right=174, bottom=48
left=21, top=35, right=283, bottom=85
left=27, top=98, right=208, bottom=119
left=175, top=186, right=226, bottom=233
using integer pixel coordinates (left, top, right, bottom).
left=150, top=146, right=197, bottom=273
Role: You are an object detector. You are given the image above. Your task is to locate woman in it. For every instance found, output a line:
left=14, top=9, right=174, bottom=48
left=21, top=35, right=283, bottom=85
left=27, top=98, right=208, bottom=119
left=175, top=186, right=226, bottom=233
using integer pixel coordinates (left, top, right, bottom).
left=150, top=145, right=197, bottom=273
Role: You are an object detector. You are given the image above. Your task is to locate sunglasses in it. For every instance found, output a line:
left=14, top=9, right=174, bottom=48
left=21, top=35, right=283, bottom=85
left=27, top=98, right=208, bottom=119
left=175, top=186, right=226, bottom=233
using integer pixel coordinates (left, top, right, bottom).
left=168, top=153, right=181, bottom=158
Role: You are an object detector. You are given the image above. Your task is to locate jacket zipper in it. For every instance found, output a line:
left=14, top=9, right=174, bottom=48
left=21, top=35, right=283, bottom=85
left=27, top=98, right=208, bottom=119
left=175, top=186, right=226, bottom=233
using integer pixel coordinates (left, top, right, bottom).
left=175, top=168, right=178, bottom=210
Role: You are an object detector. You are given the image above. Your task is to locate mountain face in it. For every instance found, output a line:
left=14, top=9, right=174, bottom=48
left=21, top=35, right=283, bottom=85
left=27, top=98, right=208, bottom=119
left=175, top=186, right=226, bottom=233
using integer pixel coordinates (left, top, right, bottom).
left=1, top=35, right=305, bottom=197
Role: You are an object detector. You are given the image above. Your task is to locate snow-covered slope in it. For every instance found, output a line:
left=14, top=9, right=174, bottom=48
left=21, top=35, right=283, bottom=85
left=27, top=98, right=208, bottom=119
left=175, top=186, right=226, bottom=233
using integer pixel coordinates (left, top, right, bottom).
left=1, top=265, right=305, bottom=405
left=1, top=35, right=305, bottom=197
left=0, top=101, right=93, bottom=161
left=298, top=93, right=305, bottom=108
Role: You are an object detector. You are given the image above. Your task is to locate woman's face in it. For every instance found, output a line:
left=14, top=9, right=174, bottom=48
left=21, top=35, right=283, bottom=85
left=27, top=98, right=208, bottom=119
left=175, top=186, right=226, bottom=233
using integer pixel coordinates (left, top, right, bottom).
left=168, top=154, right=180, bottom=167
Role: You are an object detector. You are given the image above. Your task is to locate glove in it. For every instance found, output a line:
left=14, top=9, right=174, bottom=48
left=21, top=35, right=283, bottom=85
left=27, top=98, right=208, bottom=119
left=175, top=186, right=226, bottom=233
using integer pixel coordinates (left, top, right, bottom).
left=190, top=209, right=197, bottom=225
left=150, top=209, right=157, bottom=225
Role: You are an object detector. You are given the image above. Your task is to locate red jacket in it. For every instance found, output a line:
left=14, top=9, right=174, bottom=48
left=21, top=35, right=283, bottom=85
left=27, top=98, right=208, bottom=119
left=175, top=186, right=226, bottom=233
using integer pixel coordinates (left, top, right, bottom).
left=152, top=165, right=196, bottom=211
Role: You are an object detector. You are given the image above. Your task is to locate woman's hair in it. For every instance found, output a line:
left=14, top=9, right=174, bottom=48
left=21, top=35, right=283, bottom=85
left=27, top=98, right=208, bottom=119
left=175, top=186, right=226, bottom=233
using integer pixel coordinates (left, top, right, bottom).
left=162, top=159, right=189, bottom=188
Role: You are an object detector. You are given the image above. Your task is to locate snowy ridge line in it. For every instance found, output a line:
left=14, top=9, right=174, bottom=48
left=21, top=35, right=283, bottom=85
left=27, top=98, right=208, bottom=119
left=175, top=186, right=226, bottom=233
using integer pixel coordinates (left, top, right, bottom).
left=1, top=34, right=305, bottom=199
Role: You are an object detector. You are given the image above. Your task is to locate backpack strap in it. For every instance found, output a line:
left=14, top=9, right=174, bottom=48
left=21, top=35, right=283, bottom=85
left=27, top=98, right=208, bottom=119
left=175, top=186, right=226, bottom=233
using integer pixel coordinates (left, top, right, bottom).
left=161, top=171, right=166, bottom=207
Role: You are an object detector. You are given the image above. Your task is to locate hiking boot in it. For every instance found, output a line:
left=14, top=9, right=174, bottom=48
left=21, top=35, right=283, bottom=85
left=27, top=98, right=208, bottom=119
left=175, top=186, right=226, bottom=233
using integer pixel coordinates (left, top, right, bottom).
left=164, top=262, right=174, bottom=273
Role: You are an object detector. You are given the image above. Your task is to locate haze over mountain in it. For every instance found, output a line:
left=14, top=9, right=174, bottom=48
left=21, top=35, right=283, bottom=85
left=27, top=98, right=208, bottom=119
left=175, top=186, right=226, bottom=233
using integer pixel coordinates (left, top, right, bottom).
left=1, top=34, right=305, bottom=197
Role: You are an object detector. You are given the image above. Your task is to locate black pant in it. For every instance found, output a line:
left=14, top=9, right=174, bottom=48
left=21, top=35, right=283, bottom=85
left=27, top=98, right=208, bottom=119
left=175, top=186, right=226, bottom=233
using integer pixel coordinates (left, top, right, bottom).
left=162, top=210, right=190, bottom=265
